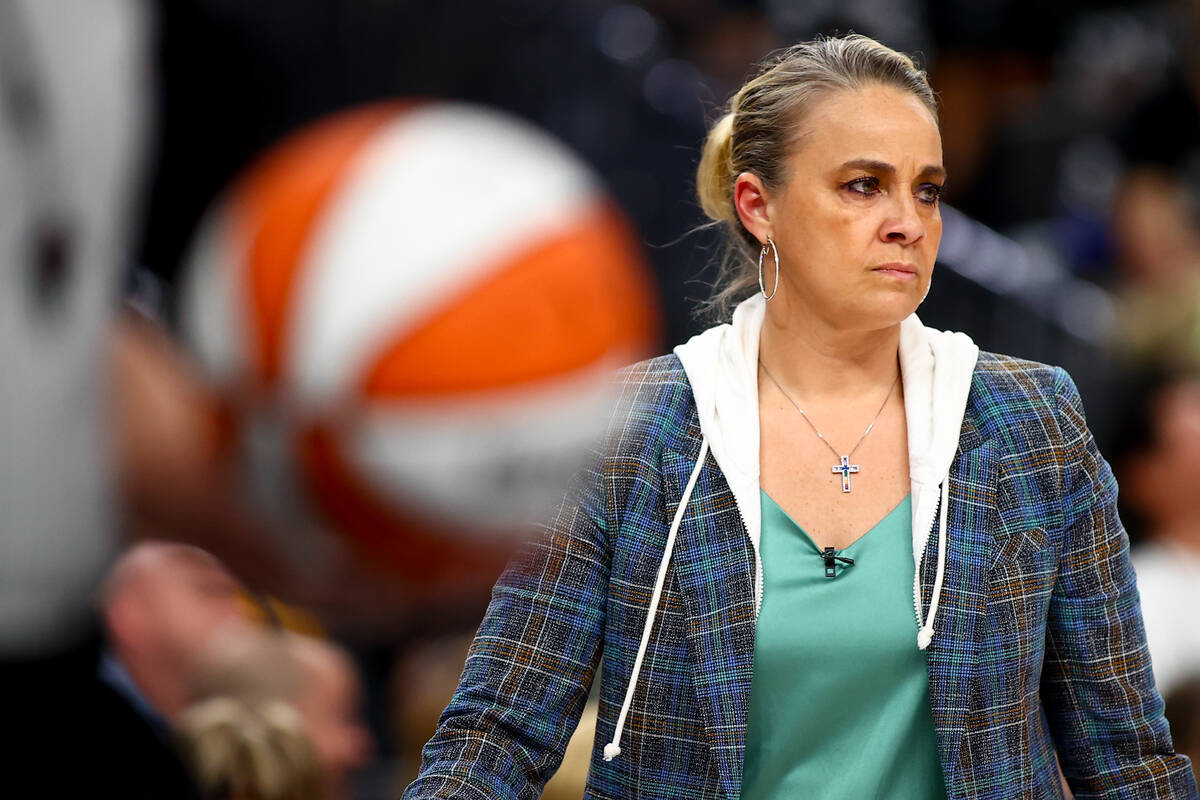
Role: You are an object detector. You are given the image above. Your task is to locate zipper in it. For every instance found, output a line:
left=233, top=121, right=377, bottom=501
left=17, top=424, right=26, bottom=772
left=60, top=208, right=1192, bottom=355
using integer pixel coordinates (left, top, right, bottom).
left=732, top=499, right=763, bottom=617
left=913, top=490, right=941, bottom=629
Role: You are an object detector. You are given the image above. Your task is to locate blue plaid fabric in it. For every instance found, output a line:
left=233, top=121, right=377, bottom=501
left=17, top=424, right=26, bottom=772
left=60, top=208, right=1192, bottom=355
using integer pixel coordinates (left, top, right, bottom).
left=404, top=353, right=1198, bottom=800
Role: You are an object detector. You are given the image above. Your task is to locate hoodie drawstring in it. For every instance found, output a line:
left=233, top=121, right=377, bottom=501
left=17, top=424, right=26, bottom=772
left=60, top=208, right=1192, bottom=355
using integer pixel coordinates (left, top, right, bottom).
left=917, top=478, right=950, bottom=650
left=603, top=438, right=710, bottom=763
left=605, top=439, right=949, bottom=764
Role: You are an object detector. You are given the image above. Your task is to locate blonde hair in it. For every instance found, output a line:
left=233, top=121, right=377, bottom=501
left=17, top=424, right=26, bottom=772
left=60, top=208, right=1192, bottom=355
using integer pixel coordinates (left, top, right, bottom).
left=176, top=697, right=323, bottom=800
left=695, top=34, right=938, bottom=320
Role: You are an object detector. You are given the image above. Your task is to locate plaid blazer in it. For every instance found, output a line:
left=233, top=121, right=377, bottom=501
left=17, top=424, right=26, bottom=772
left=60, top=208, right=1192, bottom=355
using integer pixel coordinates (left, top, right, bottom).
left=404, top=353, right=1198, bottom=800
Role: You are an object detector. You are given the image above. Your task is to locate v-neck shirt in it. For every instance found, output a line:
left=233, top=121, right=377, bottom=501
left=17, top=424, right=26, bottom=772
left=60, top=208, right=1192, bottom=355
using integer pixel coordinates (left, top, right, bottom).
left=740, top=491, right=947, bottom=800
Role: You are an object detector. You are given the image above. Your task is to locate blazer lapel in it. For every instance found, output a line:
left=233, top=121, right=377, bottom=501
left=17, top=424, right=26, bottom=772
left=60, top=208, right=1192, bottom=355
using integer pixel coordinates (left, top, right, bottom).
left=662, top=428, right=758, bottom=800
left=923, top=411, right=996, bottom=795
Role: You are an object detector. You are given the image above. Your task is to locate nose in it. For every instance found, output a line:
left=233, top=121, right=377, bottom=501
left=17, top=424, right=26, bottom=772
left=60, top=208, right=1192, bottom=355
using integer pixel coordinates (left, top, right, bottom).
left=880, top=192, right=925, bottom=244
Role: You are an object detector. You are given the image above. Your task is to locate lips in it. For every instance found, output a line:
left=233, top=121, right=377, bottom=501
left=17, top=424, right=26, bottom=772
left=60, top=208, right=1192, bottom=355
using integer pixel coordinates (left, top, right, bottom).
left=872, top=263, right=918, bottom=278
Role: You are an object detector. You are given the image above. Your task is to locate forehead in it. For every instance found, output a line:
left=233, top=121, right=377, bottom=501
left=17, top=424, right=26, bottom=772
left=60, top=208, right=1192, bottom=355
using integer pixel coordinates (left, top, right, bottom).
left=790, top=84, right=942, bottom=167
left=152, top=548, right=239, bottom=590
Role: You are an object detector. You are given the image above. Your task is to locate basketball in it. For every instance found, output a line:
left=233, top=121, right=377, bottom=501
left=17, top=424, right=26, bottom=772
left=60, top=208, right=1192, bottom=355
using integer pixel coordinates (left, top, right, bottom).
left=181, top=101, right=659, bottom=588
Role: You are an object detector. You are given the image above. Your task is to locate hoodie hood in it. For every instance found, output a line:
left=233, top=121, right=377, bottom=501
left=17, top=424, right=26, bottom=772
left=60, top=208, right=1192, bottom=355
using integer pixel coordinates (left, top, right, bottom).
left=674, top=294, right=979, bottom=628
left=601, top=294, right=978, bottom=764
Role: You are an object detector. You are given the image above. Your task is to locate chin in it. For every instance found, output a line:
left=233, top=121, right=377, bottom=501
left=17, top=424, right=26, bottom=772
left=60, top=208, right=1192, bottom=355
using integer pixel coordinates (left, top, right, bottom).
left=834, top=308, right=916, bottom=336
left=858, top=291, right=923, bottom=329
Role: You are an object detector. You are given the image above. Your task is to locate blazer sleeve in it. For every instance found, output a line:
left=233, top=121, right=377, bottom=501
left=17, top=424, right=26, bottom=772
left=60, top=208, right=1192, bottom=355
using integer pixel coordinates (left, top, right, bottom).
left=1041, top=367, right=1198, bottom=799
left=401, top=452, right=610, bottom=800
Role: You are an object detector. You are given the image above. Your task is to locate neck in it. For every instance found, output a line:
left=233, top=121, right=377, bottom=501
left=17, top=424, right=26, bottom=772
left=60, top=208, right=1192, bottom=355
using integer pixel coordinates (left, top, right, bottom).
left=758, top=301, right=902, bottom=400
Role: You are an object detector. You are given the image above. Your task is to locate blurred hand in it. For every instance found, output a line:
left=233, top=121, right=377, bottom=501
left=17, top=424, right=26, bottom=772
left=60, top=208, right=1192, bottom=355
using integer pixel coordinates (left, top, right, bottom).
left=109, top=312, right=295, bottom=600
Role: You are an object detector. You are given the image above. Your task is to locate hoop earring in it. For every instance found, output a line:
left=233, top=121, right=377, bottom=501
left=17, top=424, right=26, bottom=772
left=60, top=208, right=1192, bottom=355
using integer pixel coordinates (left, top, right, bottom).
left=758, top=235, right=780, bottom=301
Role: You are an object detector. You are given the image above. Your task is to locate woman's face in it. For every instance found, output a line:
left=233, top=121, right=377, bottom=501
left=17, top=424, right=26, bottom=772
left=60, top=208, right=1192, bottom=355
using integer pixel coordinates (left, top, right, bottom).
left=738, top=84, right=944, bottom=332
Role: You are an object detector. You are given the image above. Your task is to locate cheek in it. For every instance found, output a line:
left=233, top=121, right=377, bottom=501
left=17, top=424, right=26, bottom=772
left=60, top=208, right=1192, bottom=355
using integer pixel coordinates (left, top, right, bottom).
left=780, top=189, right=851, bottom=237
left=823, top=201, right=873, bottom=237
left=923, top=214, right=943, bottom=259
left=786, top=206, right=873, bottom=267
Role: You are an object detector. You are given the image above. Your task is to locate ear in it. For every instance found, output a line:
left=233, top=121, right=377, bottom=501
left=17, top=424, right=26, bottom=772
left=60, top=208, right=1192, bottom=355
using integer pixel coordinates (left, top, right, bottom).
left=733, top=171, right=772, bottom=246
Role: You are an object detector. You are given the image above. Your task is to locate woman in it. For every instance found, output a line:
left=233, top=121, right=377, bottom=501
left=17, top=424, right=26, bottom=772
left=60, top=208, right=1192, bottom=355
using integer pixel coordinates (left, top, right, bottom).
left=404, top=35, right=1198, bottom=799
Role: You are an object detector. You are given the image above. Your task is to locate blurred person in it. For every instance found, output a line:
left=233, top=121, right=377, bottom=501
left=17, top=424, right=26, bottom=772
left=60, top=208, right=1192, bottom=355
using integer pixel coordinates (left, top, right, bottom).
left=16, top=538, right=248, bottom=799
left=1111, top=170, right=1200, bottom=286
left=190, top=628, right=371, bottom=800
left=0, top=2, right=201, bottom=793
left=1108, top=168, right=1200, bottom=369
left=1108, top=1, right=1200, bottom=371
left=90, top=540, right=247, bottom=796
left=1116, top=373, right=1200, bottom=697
left=100, top=541, right=248, bottom=726
left=176, top=697, right=323, bottom=800
left=1167, top=678, right=1200, bottom=785
left=405, top=35, right=1197, bottom=799
left=0, top=0, right=148, bottom=660
left=285, top=635, right=372, bottom=800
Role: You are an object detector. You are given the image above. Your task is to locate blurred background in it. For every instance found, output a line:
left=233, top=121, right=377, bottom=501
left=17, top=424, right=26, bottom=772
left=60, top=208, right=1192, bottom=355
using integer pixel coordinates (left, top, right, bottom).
left=3, top=0, right=1200, bottom=796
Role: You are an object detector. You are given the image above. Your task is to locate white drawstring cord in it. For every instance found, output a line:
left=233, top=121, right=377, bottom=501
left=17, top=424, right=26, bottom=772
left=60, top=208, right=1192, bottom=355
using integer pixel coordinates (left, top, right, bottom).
left=603, top=439, right=710, bottom=762
left=918, top=478, right=950, bottom=650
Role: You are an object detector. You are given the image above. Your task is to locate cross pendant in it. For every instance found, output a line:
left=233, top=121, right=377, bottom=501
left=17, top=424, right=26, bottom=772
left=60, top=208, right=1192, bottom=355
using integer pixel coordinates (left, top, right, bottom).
left=831, top=455, right=859, bottom=493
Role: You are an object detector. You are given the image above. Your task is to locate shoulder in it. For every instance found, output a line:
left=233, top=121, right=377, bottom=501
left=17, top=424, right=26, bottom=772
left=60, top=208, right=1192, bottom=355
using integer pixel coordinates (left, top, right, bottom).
left=613, top=353, right=693, bottom=410
left=972, top=350, right=1062, bottom=397
left=969, top=350, right=1082, bottom=409
left=603, top=353, right=697, bottom=454
left=967, top=351, right=1084, bottom=448
left=614, top=352, right=689, bottom=392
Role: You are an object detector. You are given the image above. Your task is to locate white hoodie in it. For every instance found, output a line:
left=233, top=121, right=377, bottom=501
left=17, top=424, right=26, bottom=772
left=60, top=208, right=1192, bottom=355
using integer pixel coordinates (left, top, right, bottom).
left=603, top=295, right=979, bottom=762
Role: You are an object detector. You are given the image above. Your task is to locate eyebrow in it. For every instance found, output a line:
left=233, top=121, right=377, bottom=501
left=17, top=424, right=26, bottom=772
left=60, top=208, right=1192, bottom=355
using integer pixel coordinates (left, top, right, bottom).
left=841, top=158, right=947, bottom=181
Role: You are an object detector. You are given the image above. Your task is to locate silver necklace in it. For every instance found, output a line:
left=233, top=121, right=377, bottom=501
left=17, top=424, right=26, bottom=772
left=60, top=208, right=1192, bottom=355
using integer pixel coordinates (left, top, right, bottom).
left=759, top=360, right=900, bottom=493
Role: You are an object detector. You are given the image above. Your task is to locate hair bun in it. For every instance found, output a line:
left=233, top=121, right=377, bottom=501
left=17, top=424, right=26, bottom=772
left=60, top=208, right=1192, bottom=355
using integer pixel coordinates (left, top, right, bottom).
left=696, top=112, right=737, bottom=225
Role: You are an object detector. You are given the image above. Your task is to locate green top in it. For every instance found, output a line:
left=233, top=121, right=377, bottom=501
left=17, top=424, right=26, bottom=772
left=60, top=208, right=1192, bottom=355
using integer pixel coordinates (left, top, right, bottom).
left=741, top=491, right=946, bottom=800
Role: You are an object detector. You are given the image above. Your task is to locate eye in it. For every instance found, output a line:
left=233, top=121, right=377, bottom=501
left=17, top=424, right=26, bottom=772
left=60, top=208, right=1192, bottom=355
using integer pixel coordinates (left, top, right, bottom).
left=916, top=182, right=943, bottom=206
left=843, top=176, right=881, bottom=197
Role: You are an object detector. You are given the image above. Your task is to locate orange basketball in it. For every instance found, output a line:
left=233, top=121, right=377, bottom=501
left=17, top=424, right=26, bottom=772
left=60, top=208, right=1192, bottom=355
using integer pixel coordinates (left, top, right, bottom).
left=182, top=101, right=659, bottom=587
